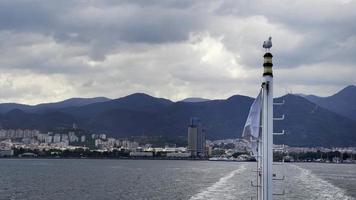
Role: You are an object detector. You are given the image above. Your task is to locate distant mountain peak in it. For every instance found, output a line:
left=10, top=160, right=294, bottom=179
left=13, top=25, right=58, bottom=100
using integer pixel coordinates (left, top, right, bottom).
left=338, top=85, right=356, bottom=94
left=304, top=85, right=356, bottom=122
left=118, top=93, right=173, bottom=104
left=181, top=97, right=211, bottom=103
left=126, top=93, right=152, bottom=98
left=345, top=84, right=356, bottom=89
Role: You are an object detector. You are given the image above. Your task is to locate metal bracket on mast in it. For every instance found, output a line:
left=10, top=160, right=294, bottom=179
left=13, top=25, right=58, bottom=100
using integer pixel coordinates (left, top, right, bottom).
left=250, top=181, right=261, bottom=188
left=273, top=162, right=283, bottom=165
left=273, top=132, right=285, bottom=135
left=273, top=115, right=284, bottom=121
left=273, top=130, right=285, bottom=135
left=273, top=100, right=285, bottom=105
left=273, top=175, right=285, bottom=181
left=273, top=189, right=286, bottom=196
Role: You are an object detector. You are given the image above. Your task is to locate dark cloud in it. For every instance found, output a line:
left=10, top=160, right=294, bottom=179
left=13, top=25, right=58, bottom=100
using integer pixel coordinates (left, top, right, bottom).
left=0, top=0, right=355, bottom=104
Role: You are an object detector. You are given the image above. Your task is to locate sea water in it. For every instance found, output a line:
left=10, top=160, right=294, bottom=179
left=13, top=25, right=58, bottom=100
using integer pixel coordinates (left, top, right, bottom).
left=0, top=159, right=355, bottom=200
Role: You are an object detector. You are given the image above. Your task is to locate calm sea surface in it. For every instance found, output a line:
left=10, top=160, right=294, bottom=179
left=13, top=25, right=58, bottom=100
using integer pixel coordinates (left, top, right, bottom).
left=0, top=159, right=355, bottom=200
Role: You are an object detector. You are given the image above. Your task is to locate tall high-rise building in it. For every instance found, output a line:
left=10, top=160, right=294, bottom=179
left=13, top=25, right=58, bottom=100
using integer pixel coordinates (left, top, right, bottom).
left=187, top=117, right=206, bottom=157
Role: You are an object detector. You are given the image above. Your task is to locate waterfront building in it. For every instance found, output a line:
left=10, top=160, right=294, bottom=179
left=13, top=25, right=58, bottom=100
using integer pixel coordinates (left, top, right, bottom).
left=121, top=140, right=139, bottom=150
left=166, top=152, right=191, bottom=158
left=0, top=139, right=13, bottom=150
left=95, top=139, right=102, bottom=147
left=8, top=129, right=15, bottom=138
left=61, top=134, right=69, bottom=143
left=0, top=149, right=14, bottom=157
left=23, top=129, right=37, bottom=138
left=72, top=123, right=78, bottom=130
left=187, top=117, right=206, bottom=157
left=114, top=139, right=121, bottom=147
left=45, top=135, right=53, bottom=144
left=129, top=151, right=153, bottom=157
left=53, top=134, right=61, bottom=143
left=81, top=135, right=86, bottom=142
left=0, top=130, right=6, bottom=138
left=22, top=137, right=38, bottom=145
left=69, top=132, right=79, bottom=143
left=36, top=133, right=47, bottom=143
left=99, top=134, right=107, bottom=140
left=107, top=138, right=116, bottom=146
left=15, top=129, right=24, bottom=138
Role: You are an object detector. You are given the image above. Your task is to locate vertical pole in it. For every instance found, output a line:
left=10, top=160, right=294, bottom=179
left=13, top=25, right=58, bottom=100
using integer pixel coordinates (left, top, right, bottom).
left=257, top=138, right=263, bottom=199
left=262, top=52, right=273, bottom=200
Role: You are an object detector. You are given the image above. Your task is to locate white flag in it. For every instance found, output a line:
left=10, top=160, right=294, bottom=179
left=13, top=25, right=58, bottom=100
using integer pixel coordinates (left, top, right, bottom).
left=242, top=90, right=262, bottom=139
left=242, top=90, right=262, bottom=156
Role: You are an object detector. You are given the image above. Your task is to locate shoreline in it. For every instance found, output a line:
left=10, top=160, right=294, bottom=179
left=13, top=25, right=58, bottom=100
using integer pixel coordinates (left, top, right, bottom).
left=1, top=157, right=355, bottom=164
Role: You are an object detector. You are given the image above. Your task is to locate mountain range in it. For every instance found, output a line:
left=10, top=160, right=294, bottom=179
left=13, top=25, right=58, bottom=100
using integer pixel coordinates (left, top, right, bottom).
left=0, top=85, right=355, bottom=147
left=304, top=85, right=356, bottom=121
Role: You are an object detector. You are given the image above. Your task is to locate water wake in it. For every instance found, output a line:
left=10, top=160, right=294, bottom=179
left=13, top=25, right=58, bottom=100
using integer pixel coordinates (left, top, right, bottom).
left=293, top=165, right=354, bottom=200
left=190, top=164, right=246, bottom=200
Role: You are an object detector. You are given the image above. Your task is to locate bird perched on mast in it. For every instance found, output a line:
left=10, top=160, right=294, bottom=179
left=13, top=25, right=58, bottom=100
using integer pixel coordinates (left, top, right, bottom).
left=263, top=36, right=272, bottom=51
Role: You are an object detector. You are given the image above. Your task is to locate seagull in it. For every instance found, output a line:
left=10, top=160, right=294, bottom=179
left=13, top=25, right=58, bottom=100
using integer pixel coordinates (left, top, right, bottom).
left=263, top=36, right=272, bottom=51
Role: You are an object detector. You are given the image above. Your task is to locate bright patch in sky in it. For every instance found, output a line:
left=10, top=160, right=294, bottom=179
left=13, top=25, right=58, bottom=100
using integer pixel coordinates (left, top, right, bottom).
left=0, top=0, right=355, bottom=104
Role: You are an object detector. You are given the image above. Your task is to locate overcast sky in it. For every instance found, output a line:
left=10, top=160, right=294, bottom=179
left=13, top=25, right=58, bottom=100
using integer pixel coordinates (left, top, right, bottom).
left=0, top=0, right=355, bottom=104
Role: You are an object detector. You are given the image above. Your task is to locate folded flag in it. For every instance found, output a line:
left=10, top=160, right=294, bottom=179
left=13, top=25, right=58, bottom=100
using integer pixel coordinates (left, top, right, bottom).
left=242, top=90, right=262, bottom=156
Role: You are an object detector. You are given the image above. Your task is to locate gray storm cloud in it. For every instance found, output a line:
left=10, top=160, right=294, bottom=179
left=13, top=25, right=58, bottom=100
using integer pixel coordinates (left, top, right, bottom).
left=0, top=0, right=355, bottom=104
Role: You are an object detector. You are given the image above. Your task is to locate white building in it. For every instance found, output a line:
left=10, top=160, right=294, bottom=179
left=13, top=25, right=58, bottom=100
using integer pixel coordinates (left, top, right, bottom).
left=36, top=133, right=47, bottom=142
left=122, top=140, right=139, bottom=150
left=45, top=135, right=53, bottom=144
left=95, top=139, right=103, bottom=147
left=69, top=134, right=79, bottom=143
left=99, top=134, right=106, bottom=140
left=61, top=134, right=69, bottom=143
left=107, top=138, right=116, bottom=146
left=0, top=129, right=6, bottom=139
left=130, top=152, right=153, bottom=157
left=81, top=135, right=86, bottom=142
left=0, top=149, right=14, bottom=157
left=166, top=152, right=191, bottom=158
left=53, top=134, right=61, bottom=143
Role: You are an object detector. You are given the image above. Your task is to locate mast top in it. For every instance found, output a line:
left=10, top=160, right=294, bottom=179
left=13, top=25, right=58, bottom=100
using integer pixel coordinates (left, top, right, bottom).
left=263, top=52, right=273, bottom=77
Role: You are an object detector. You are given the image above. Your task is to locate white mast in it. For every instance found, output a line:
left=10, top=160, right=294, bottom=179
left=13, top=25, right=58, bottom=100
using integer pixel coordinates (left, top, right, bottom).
left=260, top=39, right=274, bottom=200
left=249, top=38, right=276, bottom=200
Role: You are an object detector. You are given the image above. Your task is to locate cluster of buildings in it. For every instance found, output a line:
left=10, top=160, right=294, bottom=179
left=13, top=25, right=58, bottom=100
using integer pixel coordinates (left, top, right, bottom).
left=0, top=128, right=86, bottom=147
left=129, top=146, right=190, bottom=157
left=0, top=127, right=188, bottom=158
left=0, top=129, right=40, bottom=140
left=0, top=139, right=13, bottom=156
left=2, top=119, right=354, bottom=161
left=0, top=118, right=212, bottom=158
left=0, top=118, right=245, bottom=159
left=272, top=145, right=356, bottom=154
left=0, top=129, right=145, bottom=151
left=92, top=134, right=139, bottom=151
